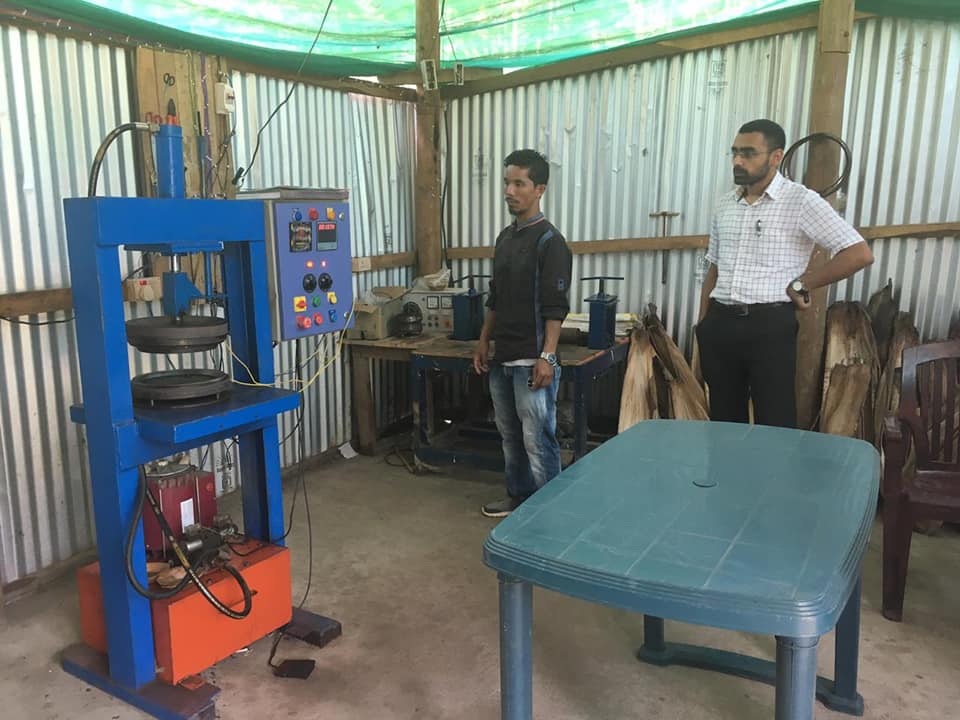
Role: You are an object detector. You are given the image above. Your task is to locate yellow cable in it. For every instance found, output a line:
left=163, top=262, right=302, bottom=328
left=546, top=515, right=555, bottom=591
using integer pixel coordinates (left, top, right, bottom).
left=226, top=300, right=353, bottom=389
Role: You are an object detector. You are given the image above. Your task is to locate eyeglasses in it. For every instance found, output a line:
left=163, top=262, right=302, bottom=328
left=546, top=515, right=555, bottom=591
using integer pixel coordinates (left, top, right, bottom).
left=729, top=148, right=772, bottom=160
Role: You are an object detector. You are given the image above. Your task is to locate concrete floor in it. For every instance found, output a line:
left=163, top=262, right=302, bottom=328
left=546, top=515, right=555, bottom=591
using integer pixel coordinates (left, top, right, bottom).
left=2, top=453, right=959, bottom=719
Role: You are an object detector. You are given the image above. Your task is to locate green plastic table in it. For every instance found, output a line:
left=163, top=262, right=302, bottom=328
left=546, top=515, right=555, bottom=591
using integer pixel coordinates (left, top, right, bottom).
left=483, top=420, right=880, bottom=719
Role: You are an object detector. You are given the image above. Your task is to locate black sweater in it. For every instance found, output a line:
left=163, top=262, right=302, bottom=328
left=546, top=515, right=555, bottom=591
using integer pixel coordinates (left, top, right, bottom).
left=486, top=216, right=572, bottom=363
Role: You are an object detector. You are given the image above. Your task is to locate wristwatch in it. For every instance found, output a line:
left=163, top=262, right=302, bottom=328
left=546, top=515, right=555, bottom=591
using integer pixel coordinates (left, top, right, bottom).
left=790, top=278, right=810, bottom=301
left=539, top=351, right=559, bottom=367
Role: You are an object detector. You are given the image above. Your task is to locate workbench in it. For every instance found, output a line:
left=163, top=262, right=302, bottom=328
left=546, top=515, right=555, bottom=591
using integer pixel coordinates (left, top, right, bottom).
left=346, top=335, right=629, bottom=465
left=484, top=420, right=880, bottom=720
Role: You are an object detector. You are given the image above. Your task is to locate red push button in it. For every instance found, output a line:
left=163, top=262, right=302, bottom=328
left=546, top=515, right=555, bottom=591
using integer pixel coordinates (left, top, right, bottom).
left=296, top=316, right=312, bottom=329
left=313, top=313, right=324, bottom=325
left=308, top=207, right=319, bottom=220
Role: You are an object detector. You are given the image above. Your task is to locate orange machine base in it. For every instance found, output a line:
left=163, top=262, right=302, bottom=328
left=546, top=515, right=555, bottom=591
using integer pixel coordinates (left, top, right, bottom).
left=77, top=541, right=292, bottom=685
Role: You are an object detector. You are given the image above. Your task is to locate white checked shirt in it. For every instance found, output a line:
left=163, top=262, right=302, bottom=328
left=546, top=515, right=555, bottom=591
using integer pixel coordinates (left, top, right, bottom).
left=706, top=172, right=865, bottom=304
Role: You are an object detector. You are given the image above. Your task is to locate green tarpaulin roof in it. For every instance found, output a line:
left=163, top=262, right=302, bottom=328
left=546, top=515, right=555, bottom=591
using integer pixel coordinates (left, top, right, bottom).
left=18, top=1, right=960, bottom=77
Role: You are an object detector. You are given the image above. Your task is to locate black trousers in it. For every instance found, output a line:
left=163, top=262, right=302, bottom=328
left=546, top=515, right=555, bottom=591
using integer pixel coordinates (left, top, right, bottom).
left=695, top=299, right=799, bottom=429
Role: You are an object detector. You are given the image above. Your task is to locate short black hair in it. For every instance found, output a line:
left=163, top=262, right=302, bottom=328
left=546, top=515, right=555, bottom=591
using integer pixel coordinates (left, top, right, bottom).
left=738, top=119, right=786, bottom=151
left=504, top=149, right=549, bottom=186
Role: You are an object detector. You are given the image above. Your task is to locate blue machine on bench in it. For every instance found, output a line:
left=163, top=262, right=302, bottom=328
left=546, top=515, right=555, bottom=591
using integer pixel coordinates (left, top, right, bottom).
left=61, top=121, right=349, bottom=720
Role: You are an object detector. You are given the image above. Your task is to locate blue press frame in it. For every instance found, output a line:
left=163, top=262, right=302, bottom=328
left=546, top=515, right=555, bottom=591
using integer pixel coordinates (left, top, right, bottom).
left=63, top=195, right=297, bottom=691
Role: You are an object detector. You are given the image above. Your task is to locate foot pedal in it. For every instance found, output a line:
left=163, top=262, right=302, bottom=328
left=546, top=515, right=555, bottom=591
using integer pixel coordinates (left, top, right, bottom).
left=272, top=659, right=316, bottom=679
left=283, top=608, right=342, bottom=649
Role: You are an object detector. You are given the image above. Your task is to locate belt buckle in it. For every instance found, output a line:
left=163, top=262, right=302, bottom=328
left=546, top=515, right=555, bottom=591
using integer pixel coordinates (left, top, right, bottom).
left=733, top=303, right=749, bottom=317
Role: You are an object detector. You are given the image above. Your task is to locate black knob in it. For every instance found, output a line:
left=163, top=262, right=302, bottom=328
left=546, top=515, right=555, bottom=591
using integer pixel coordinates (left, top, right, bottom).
left=318, top=272, right=333, bottom=291
left=302, top=273, right=317, bottom=293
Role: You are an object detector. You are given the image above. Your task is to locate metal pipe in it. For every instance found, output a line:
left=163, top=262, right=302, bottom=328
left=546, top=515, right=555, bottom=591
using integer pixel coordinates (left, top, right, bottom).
left=87, top=122, right=151, bottom=197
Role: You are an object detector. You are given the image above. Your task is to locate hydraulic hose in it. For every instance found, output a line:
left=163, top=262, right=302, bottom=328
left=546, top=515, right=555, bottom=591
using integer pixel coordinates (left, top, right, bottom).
left=781, top=132, right=853, bottom=198
left=124, top=466, right=192, bottom=599
left=88, top=122, right=152, bottom=197
left=124, top=465, right=253, bottom=619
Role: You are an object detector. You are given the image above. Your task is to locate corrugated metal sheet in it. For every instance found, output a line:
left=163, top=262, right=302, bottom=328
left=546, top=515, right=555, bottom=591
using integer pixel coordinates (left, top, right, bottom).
left=230, top=71, right=417, bottom=447
left=0, top=31, right=417, bottom=584
left=449, top=17, right=960, bottom=351
left=2, top=15, right=956, bottom=587
left=0, top=25, right=135, bottom=583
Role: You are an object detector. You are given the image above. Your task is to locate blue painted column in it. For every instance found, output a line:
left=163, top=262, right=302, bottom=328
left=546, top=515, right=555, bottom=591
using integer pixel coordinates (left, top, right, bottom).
left=65, top=200, right=156, bottom=688
left=223, top=235, right=287, bottom=544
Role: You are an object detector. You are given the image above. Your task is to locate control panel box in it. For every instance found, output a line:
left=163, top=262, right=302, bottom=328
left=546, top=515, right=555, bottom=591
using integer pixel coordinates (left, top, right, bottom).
left=240, top=188, right=353, bottom=342
left=406, top=288, right=467, bottom=333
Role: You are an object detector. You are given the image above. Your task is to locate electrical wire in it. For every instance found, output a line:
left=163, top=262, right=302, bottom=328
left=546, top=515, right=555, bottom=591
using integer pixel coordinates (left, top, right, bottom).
left=1, top=313, right=74, bottom=326
left=234, top=0, right=335, bottom=187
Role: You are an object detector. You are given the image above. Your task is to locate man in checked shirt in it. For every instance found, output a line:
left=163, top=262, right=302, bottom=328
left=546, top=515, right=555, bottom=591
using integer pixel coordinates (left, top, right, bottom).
left=696, top=119, right=873, bottom=428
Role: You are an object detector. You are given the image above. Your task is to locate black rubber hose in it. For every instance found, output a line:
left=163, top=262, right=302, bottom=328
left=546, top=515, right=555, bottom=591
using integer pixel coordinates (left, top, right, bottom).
left=88, top=122, right=152, bottom=197
left=124, top=467, right=192, bottom=599
left=124, top=466, right=253, bottom=619
left=781, top=132, right=853, bottom=198
left=184, top=561, right=253, bottom=620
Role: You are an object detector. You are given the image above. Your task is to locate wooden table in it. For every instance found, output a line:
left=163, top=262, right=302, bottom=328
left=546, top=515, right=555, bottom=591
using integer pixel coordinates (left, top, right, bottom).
left=346, top=334, right=629, bottom=460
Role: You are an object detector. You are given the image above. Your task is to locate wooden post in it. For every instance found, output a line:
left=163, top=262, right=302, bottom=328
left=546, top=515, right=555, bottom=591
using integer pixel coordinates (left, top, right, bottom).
left=351, top=349, right=377, bottom=455
left=415, top=0, right=443, bottom=277
left=795, top=0, right=856, bottom=431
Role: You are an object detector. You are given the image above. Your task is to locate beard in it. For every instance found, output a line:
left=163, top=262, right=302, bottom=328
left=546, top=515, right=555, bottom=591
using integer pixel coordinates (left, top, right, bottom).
left=733, top=162, right=770, bottom=186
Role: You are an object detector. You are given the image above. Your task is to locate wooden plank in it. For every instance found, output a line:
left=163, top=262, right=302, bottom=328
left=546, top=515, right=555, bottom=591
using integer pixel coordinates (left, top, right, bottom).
left=796, top=0, right=857, bottom=432
left=228, top=60, right=417, bottom=102
left=0, top=288, right=73, bottom=317
left=859, top=222, right=960, bottom=240
left=351, top=251, right=417, bottom=272
left=2, top=221, right=954, bottom=316
left=448, top=235, right=711, bottom=259
left=415, top=0, right=443, bottom=276
left=350, top=350, right=377, bottom=455
left=378, top=67, right=503, bottom=85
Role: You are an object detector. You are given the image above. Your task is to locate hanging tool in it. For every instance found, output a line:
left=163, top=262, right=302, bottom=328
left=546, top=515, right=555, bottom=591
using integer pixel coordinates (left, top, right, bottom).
left=650, top=210, right=680, bottom=284
left=581, top=276, right=623, bottom=349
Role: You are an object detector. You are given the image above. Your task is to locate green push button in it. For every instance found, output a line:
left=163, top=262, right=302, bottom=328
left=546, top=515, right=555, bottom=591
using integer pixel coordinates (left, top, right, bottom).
left=312, top=296, right=322, bottom=307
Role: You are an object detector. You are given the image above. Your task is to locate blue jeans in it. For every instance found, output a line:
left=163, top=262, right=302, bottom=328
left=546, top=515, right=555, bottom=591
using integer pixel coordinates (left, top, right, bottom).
left=488, top=364, right=562, bottom=499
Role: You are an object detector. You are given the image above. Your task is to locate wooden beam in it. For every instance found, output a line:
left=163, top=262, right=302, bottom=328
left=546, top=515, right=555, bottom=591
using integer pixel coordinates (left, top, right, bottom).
left=445, top=221, right=960, bottom=261
left=858, top=222, right=960, bottom=240
left=352, top=251, right=416, bottom=272
left=415, top=0, right=443, bottom=276
left=2, top=221, right=955, bottom=317
left=378, top=67, right=503, bottom=86
left=0, top=288, right=73, bottom=317
left=229, top=60, right=417, bottom=102
left=796, top=0, right=857, bottom=432
left=447, top=235, right=711, bottom=259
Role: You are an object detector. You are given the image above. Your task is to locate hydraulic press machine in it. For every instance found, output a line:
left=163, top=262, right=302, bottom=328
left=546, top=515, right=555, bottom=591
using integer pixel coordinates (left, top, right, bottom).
left=61, top=121, right=351, bottom=720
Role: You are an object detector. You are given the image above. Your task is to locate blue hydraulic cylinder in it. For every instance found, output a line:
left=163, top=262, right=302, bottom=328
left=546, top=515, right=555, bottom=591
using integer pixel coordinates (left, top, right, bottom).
left=155, top=124, right=185, bottom=199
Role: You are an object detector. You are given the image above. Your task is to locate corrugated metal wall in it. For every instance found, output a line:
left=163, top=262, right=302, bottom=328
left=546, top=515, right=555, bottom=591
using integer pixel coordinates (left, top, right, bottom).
left=230, top=71, right=416, bottom=456
left=0, top=25, right=135, bottom=583
left=448, top=16, right=960, bottom=351
left=1, top=14, right=957, bottom=585
left=0, top=25, right=417, bottom=584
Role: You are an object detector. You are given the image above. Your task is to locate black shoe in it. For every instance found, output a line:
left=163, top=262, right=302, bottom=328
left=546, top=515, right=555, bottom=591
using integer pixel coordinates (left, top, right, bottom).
left=481, top=496, right=525, bottom=518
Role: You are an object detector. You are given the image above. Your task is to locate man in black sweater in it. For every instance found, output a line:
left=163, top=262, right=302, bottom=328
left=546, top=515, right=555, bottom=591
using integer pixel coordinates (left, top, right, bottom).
left=472, top=149, right=573, bottom=517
